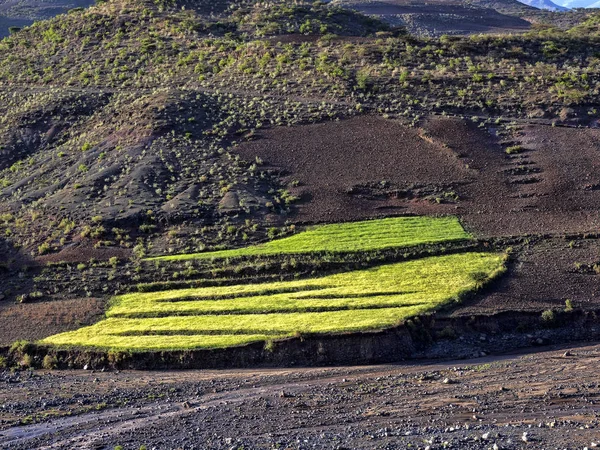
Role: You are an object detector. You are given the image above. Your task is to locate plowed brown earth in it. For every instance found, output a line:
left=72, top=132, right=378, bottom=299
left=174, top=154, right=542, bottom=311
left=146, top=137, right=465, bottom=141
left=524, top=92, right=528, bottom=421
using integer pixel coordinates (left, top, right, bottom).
left=2, top=343, right=600, bottom=449
left=237, top=116, right=600, bottom=236
left=236, top=115, right=471, bottom=223
left=236, top=115, right=600, bottom=313
left=454, top=237, right=600, bottom=314
left=0, top=298, right=105, bottom=345
left=427, top=118, right=600, bottom=237
left=35, top=246, right=132, bottom=265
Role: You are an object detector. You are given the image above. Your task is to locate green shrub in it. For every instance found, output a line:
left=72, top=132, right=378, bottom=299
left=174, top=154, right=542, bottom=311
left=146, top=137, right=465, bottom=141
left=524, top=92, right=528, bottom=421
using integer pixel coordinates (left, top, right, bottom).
left=505, top=145, right=524, bottom=155
left=541, top=309, right=556, bottom=326
left=9, top=340, right=32, bottom=355
left=264, top=340, right=275, bottom=353
left=42, top=354, right=58, bottom=370
left=20, top=354, right=34, bottom=368
left=38, top=242, right=51, bottom=255
left=437, top=326, right=457, bottom=340
left=564, top=299, right=574, bottom=312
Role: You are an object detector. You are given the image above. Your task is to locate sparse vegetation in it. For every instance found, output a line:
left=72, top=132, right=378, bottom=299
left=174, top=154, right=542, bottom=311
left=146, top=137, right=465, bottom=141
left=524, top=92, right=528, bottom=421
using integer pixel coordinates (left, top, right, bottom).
left=505, top=145, right=524, bottom=155
left=0, top=0, right=595, bottom=264
left=0, top=0, right=597, bottom=367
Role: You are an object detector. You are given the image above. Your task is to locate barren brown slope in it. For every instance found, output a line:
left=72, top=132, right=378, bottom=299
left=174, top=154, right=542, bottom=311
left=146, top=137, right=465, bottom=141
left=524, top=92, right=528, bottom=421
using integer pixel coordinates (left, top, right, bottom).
left=425, top=117, right=600, bottom=237
left=235, top=115, right=472, bottom=223
left=238, top=115, right=600, bottom=236
left=454, top=236, right=600, bottom=314
left=235, top=114, right=600, bottom=314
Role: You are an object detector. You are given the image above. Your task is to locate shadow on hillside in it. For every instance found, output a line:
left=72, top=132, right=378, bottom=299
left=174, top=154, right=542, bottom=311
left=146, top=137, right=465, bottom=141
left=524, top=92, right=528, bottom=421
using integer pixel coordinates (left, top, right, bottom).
left=0, top=236, right=34, bottom=270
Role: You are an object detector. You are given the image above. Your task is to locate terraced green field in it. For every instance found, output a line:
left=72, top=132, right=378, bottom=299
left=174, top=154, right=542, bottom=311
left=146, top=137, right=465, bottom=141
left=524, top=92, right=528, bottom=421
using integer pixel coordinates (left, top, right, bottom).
left=42, top=252, right=506, bottom=351
left=148, top=216, right=470, bottom=262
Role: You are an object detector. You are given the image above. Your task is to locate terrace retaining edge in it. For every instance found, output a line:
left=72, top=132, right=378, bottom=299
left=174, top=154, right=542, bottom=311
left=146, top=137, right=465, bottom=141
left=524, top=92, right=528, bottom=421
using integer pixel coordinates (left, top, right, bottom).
left=2, top=308, right=600, bottom=370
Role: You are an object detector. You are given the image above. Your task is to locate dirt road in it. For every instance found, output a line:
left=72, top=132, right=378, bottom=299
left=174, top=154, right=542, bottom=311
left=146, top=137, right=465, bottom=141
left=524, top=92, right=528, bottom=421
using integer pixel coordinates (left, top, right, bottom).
left=1, top=343, right=600, bottom=449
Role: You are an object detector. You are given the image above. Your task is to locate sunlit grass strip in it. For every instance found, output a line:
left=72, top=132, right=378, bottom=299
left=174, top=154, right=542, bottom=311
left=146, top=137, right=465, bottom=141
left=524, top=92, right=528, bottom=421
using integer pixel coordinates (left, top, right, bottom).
left=42, top=252, right=506, bottom=351
left=106, top=253, right=500, bottom=318
left=41, top=308, right=430, bottom=351
left=148, top=216, right=470, bottom=262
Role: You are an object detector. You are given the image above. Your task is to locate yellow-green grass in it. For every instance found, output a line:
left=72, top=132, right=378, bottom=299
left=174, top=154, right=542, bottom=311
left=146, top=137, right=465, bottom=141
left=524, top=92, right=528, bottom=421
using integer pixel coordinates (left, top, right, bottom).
left=148, top=216, right=470, bottom=262
left=42, top=252, right=505, bottom=351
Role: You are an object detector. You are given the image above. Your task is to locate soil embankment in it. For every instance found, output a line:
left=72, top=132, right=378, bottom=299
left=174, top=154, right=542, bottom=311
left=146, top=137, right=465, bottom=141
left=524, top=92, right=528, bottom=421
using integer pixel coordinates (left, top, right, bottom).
left=3, top=307, right=599, bottom=370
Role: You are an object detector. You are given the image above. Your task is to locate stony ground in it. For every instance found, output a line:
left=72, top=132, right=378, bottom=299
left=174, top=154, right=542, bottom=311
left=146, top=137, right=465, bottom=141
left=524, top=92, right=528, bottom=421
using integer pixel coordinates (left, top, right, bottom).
left=2, top=342, right=600, bottom=449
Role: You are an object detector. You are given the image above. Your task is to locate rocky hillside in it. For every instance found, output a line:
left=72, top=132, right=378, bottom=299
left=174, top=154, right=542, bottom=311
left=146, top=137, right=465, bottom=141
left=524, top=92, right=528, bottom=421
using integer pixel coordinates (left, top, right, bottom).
left=332, top=0, right=533, bottom=35
left=1, top=0, right=600, bottom=261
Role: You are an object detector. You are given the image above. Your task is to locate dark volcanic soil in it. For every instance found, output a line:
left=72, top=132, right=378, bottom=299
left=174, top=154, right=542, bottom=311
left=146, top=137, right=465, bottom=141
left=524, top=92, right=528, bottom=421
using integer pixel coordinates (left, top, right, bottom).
left=237, top=115, right=600, bottom=237
left=235, top=115, right=600, bottom=314
left=236, top=115, right=472, bottom=223
left=2, top=343, right=600, bottom=449
left=0, top=297, right=106, bottom=344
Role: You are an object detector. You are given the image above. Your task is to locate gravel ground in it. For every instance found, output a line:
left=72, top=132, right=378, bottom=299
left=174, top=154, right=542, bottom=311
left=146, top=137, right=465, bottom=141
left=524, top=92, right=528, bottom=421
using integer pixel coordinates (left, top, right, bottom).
left=2, top=343, right=600, bottom=449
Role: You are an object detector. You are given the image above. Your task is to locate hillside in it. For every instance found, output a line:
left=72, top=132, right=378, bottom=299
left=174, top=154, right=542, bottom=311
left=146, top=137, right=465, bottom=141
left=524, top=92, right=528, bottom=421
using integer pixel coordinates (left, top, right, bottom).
left=0, top=0, right=598, bottom=262
left=518, top=0, right=568, bottom=10
left=332, top=0, right=533, bottom=35
left=0, top=0, right=598, bottom=317
left=4, top=1, right=600, bottom=447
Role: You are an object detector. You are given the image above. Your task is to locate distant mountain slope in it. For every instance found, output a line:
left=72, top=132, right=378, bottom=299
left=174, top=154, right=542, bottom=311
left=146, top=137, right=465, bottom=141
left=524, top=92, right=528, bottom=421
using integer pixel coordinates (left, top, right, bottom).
left=467, top=0, right=538, bottom=14
left=0, top=14, right=31, bottom=37
left=0, top=0, right=94, bottom=37
left=331, top=0, right=532, bottom=36
left=518, top=0, right=568, bottom=10
left=554, top=0, right=599, bottom=7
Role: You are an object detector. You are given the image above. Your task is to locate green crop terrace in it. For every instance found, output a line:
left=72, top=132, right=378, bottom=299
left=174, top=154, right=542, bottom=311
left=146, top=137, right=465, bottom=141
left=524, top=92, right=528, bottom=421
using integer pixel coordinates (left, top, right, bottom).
left=148, top=216, right=471, bottom=262
left=42, top=252, right=506, bottom=351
